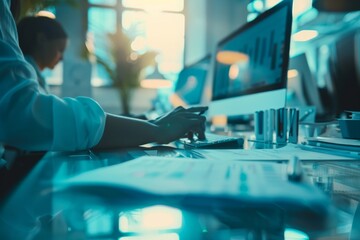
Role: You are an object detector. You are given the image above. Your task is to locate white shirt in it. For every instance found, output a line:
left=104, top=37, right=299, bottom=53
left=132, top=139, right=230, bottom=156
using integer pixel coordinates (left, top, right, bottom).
left=24, top=55, right=50, bottom=94
left=0, top=0, right=106, bottom=151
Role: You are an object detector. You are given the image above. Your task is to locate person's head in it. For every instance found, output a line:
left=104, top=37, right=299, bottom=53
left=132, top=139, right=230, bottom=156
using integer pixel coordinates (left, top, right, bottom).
left=17, top=16, right=68, bottom=70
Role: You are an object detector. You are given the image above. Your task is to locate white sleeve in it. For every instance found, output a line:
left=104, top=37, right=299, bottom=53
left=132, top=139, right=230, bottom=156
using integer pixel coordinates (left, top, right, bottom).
left=0, top=0, right=106, bottom=151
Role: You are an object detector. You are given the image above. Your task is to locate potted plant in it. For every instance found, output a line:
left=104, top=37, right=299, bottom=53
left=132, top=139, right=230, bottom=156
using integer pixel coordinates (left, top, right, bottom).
left=96, top=30, right=157, bottom=115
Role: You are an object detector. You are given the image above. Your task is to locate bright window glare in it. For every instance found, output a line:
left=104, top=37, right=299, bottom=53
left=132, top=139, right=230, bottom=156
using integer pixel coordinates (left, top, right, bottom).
left=122, top=10, right=185, bottom=76
left=43, top=63, right=63, bottom=85
left=122, top=0, right=184, bottom=12
left=119, top=233, right=179, bottom=240
left=87, top=0, right=184, bottom=86
left=266, top=0, right=313, bottom=17
left=88, top=7, right=117, bottom=86
left=284, top=228, right=309, bottom=240
left=36, top=10, right=56, bottom=19
left=292, top=30, right=318, bottom=42
left=266, top=0, right=281, bottom=8
left=293, top=0, right=313, bottom=17
left=119, top=205, right=182, bottom=233
left=287, top=69, right=299, bottom=79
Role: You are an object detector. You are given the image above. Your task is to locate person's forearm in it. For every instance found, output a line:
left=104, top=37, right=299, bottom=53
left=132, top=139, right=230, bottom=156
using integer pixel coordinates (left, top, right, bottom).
left=94, top=113, right=160, bottom=149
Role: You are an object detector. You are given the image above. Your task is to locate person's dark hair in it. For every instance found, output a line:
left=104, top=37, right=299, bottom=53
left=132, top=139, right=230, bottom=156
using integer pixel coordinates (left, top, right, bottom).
left=17, top=16, right=68, bottom=55
left=10, top=0, right=21, bottom=22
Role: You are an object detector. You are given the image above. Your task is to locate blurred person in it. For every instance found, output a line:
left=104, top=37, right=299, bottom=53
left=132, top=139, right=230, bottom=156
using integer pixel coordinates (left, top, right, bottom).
left=17, top=16, right=67, bottom=94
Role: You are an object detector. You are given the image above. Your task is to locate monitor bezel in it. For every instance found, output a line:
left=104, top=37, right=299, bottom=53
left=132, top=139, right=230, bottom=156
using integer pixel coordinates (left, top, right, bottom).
left=211, top=0, right=293, bottom=101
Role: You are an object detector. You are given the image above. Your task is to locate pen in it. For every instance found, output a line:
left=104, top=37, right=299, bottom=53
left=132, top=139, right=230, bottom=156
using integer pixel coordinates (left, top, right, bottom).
left=287, top=156, right=302, bottom=182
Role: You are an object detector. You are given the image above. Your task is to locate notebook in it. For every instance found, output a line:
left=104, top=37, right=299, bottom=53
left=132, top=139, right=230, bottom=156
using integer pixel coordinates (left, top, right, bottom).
left=301, top=137, right=360, bottom=159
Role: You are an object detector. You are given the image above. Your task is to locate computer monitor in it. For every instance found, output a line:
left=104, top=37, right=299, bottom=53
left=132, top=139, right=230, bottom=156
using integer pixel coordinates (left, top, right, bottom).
left=287, top=53, right=325, bottom=117
left=208, top=1, right=293, bottom=118
left=328, top=30, right=360, bottom=115
left=170, top=54, right=211, bottom=107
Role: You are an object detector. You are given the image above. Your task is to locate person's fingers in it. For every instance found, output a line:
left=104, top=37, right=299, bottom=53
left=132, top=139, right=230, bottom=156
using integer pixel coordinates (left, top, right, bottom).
left=181, top=119, right=206, bottom=134
left=172, top=113, right=207, bottom=121
left=185, top=124, right=206, bottom=141
left=192, top=117, right=207, bottom=139
left=174, top=106, right=207, bottom=113
left=196, top=131, right=206, bottom=140
left=183, top=106, right=208, bottom=113
left=160, top=106, right=185, bottom=119
left=173, top=106, right=185, bottom=112
left=187, top=131, right=194, bottom=140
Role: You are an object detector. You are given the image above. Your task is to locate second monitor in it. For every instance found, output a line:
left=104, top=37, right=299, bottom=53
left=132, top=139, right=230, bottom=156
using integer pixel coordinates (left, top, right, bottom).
left=171, top=55, right=211, bottom=107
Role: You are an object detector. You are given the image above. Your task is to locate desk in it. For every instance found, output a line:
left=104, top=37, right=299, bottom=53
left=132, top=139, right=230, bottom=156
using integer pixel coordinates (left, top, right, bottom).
left=0, top=144, right=359, bottom=240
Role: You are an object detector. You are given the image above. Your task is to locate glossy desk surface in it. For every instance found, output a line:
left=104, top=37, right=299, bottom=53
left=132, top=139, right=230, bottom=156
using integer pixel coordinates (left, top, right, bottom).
left=0, top=142, right=359, bottom=240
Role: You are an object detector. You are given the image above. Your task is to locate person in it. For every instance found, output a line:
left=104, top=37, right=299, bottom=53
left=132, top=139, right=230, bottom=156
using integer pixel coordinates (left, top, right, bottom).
left=17, top=16, right=68, bottom=94
left=0, top=0, right=207, bottom=152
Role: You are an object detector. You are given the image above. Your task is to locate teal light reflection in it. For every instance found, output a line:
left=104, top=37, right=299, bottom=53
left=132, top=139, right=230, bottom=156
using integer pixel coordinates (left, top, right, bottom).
left=284, top=228, right=310, bottom=240
left=119, top=205, right=182, bottom=233
left=119, top=233, right=179, bottom=240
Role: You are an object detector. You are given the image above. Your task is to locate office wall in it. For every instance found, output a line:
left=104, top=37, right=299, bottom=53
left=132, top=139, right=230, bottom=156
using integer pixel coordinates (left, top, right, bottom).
left=185, top=0, right=248, bottom=64
left=184, top=0, right=207, bottom=65
left=56, top=3, right=93, bottom=98
left=205, top=0, right=248, bottom=51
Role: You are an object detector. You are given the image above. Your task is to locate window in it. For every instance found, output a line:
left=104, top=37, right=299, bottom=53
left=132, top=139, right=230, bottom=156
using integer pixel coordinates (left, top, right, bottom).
left=89, top=0, right=116, bottom=6
left=122, top=0, right=184, bottom=12
left=88, top=7, right=117, bottom=86
left=122, top=10, right=185, bottom=79
left=88, top=0, right=185, bottom=86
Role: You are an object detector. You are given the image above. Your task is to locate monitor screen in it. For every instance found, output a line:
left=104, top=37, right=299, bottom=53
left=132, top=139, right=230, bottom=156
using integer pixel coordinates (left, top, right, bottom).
left=287, top=53, right=325, bottom=117
left=171, top=55, right=211, bottom=106
left=208, top=1, right=293, bottom=118
left=328, top=30, right=360, bottom=115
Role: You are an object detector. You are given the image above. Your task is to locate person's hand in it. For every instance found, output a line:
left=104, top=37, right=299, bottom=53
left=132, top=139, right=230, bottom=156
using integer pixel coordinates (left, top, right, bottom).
left=151, top=106, right=208, bottom=144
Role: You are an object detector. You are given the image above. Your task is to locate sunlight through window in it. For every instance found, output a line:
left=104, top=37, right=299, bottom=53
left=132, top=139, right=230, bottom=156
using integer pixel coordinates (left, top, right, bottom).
left=88, top=0, right=184, bottom=86
left=122, top=10, right=185, bottom=78
left=122, top=0, right=183, bottom=12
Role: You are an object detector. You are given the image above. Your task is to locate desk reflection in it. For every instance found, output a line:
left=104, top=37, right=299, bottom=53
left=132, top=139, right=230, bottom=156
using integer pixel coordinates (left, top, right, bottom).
left=0, top=147, right=359, bottom=240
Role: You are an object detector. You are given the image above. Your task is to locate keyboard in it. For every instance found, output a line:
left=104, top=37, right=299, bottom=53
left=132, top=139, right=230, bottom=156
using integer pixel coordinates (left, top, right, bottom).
left=178, top=132, right=244, bottom=149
